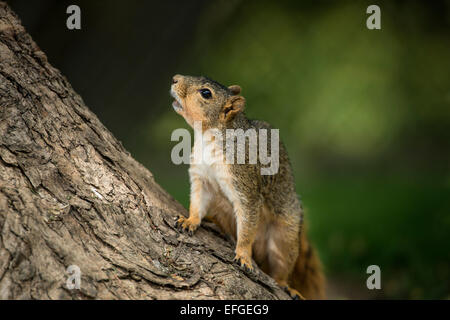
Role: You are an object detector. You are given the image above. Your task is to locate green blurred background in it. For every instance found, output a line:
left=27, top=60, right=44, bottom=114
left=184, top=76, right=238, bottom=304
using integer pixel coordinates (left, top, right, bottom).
left=8, top=0, right=450, bottom=299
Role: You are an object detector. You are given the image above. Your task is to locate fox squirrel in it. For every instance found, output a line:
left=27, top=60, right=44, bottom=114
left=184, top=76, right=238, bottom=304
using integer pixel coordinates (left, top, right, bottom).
left=171, top=74, right=325, bottom=299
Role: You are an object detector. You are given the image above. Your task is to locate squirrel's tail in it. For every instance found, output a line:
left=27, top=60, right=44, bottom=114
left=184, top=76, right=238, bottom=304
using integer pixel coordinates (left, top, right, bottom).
left=289, top=229, right=326, bottom=299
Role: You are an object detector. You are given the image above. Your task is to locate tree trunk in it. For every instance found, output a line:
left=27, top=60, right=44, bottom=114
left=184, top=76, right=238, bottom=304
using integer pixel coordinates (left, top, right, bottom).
left=0, top=2, right=288, bottom=300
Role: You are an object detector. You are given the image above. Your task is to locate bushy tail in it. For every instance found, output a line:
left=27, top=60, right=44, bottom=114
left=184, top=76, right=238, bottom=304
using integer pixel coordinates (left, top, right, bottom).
left=289, top=230, right=326, bottom=299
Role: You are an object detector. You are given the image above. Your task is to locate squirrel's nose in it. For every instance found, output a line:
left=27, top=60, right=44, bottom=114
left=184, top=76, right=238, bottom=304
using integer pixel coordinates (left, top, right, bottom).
left=172, top=74, right=182, bottom=84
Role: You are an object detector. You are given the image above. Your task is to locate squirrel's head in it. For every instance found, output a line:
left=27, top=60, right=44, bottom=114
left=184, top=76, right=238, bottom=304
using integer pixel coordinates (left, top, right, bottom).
left=170, top=74, right=245, bottom=129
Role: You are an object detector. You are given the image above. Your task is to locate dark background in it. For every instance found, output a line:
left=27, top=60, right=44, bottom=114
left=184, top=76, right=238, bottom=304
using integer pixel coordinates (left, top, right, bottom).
left=7, top=0, right=450, bottom=299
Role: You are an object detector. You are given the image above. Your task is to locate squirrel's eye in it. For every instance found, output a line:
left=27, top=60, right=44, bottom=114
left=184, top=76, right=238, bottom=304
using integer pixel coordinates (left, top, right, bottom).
left=199, top=88, right=212, bottom=99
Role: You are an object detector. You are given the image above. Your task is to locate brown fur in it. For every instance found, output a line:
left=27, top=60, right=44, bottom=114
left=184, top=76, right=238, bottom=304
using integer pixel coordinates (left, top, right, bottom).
left=171, top=74, right=325, bottom=299
left=289, top=228, right=325, bottom=299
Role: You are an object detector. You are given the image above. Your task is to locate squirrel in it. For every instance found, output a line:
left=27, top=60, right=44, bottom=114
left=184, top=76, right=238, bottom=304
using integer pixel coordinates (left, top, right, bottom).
left=170, top=74, right=325, bottom=299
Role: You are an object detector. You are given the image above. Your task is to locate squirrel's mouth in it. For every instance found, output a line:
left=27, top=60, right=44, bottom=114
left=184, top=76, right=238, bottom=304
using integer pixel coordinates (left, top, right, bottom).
left=170, top=88, right=183, bottom=112
left=172, top=99, right=182, bottom=111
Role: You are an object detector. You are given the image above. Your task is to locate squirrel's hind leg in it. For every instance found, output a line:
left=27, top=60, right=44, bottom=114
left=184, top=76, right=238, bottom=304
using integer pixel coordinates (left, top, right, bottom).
left=204, top=194, right=236, bottom=238
left=266, top=217, right=304, bottom=299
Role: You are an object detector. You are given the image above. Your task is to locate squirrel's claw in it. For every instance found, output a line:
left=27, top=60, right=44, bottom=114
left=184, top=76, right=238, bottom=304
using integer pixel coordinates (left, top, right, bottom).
left=174, top=218, right=183, bottom=231
left=233, top=254, right=254, bottom=272
left=175, top=215, right=199, bottom=235
left=282, top=286, right=306, bottom=300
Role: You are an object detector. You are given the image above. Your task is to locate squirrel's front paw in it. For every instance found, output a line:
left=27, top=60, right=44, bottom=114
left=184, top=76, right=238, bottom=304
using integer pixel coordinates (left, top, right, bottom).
left=233, top=252, right=254, bottom=272
left=175, top=215, right=199, bottom=236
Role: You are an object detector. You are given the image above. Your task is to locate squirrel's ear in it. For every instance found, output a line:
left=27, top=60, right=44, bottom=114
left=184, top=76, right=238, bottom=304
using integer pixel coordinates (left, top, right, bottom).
left=221, top=96, right=245, bottom=122
left=228, top=85, right=241, bottom=95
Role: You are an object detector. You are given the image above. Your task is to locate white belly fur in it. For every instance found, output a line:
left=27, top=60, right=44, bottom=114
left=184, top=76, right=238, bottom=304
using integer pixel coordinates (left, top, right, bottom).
left=189, top=129, right=237, bottom=204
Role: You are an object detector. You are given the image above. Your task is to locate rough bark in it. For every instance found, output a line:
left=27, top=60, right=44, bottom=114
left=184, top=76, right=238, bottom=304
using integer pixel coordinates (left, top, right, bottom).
left=0, top=3, right=289, bottom=300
